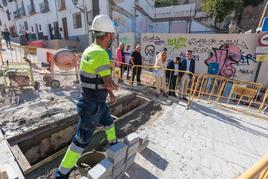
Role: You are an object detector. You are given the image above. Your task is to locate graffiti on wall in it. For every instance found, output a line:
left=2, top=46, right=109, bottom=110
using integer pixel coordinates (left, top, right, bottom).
left=143, top=35, right=165, bottom=45
left=205, top=44, right=257, bottom=78
left=141, top=33, right=260, bottom=81
left=188, top=38, right=249, bottom=54
left=167, top=37, right=187, bottom=49
left=205, top=44, right=241, bottom=78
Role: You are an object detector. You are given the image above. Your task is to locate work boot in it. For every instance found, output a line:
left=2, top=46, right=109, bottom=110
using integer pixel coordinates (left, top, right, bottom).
left=109, top=140, right=118, bottom=146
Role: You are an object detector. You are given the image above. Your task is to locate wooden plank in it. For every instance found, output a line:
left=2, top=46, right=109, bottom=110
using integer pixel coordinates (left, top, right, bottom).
left=10, top=144, right=31, bottom=172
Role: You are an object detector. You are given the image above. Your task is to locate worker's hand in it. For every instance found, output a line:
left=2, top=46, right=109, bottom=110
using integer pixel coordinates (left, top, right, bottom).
left=110, top=94, right=117, bottom=104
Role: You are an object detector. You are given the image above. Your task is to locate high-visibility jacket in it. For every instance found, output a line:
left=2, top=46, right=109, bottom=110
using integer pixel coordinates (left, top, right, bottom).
left=80, top=43, right=111, bottom=102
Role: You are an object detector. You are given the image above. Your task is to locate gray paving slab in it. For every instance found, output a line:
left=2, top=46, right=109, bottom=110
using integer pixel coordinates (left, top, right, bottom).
left=125, top=101, right=268, bottom=179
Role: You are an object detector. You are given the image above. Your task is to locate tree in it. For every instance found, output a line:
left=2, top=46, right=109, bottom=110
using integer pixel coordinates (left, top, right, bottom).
left=155, top=0, right=177, bottom=7
left=243, top=0, right=264, bottom=6
left=203, top=0, right=243, bottom=24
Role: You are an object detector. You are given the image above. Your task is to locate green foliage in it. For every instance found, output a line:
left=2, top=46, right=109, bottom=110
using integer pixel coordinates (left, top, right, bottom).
left=155, top=0, right=177, bottom=7
left=203, top=0, right=243, bottom=23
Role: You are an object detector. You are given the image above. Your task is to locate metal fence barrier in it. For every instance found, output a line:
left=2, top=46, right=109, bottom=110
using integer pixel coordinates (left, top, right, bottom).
left=190, top=73, right=268, bottom=118
left=110, top=62, right=267, bottom=115
left=238, top=153, right=268, bottom=179
left=0, top=43, right=39, bottom=65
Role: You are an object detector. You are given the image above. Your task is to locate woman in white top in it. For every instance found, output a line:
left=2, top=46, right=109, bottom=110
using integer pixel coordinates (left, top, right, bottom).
left=154, top=51, right=168, bottom=97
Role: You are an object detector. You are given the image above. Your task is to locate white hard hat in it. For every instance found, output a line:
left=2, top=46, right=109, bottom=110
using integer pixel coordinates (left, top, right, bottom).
left=91, top=15, right=116, bottom=33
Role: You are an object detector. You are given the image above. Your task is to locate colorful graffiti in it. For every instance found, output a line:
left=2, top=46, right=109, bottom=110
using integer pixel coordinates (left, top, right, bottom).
left=141, top=33, right=260, bottom=82
left=188, top=38, right=249, bottom=55
left=167, top=37, right=187, bottom=49
left=205, top=44, right=242, bottom=78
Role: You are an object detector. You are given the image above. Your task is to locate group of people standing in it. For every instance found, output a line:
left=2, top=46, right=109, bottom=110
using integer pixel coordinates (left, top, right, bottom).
left=115, top=43, right=196, bottom=101
left=115, top=43, right=143, bottom=85
left=154, top=49, right=195, bottom=101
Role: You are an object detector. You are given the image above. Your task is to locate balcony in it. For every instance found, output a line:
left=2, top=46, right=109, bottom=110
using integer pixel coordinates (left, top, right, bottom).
left=27, top=4, right=36, bottom=15
left=12, top=6, right=26, bottom=19
left=39, top=2, right=49, bottom=13
left=18, top=7, right=26, bottom=16
left=58, top=0, right=66, bottom=11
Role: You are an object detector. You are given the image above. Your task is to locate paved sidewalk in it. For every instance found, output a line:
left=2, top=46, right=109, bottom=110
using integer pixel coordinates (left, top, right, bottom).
left=124, top=101, right=268, bottom=179
left=0, top=131, right=24, bottom=179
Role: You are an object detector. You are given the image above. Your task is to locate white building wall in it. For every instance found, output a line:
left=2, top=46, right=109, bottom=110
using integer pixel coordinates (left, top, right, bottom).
left=99, top=0, right=110, bottom=15
left=0, top=8, right=13, bottom=31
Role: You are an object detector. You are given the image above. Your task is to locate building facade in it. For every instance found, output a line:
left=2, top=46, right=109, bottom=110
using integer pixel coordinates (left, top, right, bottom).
left=0, top=0, right=214, bottom=50
left=0, top=0, right=111, bottom=49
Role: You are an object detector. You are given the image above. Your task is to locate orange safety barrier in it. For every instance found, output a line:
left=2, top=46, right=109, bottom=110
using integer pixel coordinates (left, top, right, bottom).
left=0, top=43, right=39, bottom=65
left=190, top=73, right=268, bottom=118
left=238, top=153, right=268, bottom=179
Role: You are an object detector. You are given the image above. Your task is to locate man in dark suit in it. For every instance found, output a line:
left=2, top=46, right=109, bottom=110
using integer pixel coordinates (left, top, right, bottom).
left=166, top=57, right=181, bottom=97
left=180, top=50, right=195, bottom=101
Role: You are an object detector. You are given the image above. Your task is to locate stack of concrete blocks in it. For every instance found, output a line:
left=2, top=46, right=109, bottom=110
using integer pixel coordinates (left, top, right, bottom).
left=86, top=132, right=149, bottom=179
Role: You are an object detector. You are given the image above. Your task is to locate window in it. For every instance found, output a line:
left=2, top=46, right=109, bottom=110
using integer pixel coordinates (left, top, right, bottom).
left=0, top=19, right=2, bottom=26
left=2, top=0, right=7, bottom=7
left=31, top=26, right=34, bottom=32
left=6, top=10, right=11, bottom=21
left=73, top=12, right=82, bottom=29
left=24, top=21, right=28, bottom=30
left=57, top=0, right=66, bottom=10
left=39, top=24, right=41, bottom=30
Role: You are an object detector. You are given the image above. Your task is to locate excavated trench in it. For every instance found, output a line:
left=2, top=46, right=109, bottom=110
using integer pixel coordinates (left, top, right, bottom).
left=7, top=93, right=161, bottom=178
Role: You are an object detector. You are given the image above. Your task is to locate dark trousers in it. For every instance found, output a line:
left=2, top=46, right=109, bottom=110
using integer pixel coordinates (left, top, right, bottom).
left=5, top=38, right=11, bottom=47
left=120, top=65, right=124, bottom=79
left=126, top=65, right=131, bottom=79
left=169, top=75, right=178, bottom=95
left=132, top=66, right=142, bottom=83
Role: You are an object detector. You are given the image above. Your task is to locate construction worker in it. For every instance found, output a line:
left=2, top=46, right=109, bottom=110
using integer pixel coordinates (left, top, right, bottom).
left=53, top=15, right=118, bottom=179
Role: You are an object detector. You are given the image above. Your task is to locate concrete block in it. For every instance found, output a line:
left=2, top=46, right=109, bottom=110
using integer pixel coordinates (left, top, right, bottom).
left=126, top=141, right=139, bottom=159
left=126, top=154, right=136, bottom=170
left=87, top=159, right=113, bottom=179
left=139, top=133, right=149, bottom=145
left=107, top=142, right=127, bottom=163
left=138, top=140, right=149, bottom=153
left=123, top=133, right=139, bottom=146
left=112, top=159, right=126, bottom=178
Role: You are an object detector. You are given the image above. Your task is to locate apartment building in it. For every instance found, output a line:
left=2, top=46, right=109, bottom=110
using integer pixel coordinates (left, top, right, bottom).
left=0, top=0, right=110, bottom=49
left=0, top=0, right=214, bottom=49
